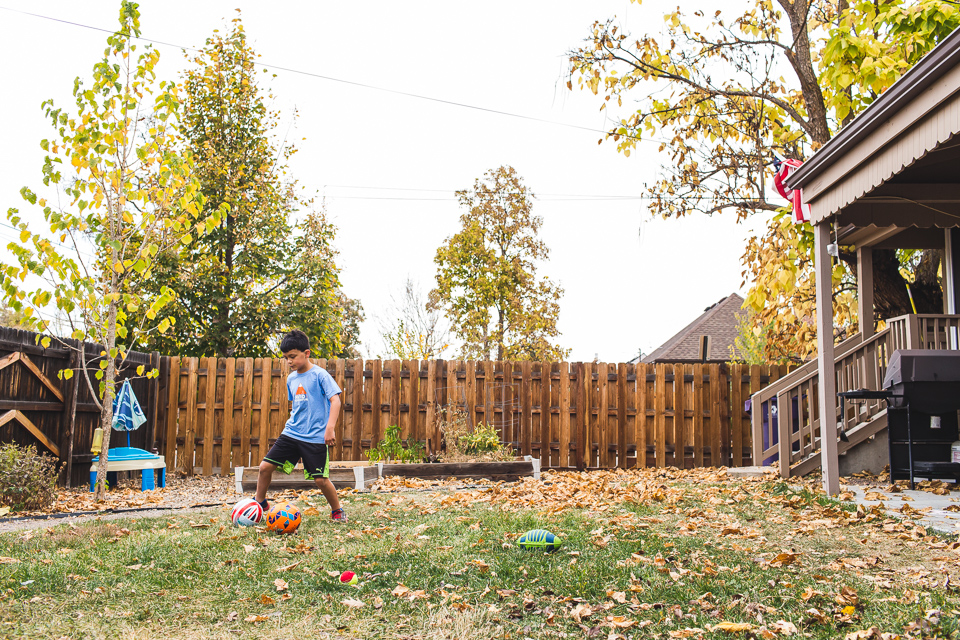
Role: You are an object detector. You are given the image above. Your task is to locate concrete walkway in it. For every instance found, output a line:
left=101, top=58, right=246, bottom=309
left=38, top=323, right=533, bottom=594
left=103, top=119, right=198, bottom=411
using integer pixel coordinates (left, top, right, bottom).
left=842, top=484, right=960, bottom=535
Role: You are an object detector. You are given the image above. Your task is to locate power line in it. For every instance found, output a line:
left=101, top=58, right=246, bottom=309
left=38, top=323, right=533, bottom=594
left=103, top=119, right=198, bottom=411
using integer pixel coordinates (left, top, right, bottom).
left=0, top=4, right=660, bottom=144
left=322, top=194, right=652, bottom=202
left=322, top=184, right=650, bottom=199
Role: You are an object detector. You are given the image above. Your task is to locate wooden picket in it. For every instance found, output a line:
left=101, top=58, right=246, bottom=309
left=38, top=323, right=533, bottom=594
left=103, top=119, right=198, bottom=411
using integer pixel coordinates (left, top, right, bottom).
left=156, top=359, right=788, bottom=476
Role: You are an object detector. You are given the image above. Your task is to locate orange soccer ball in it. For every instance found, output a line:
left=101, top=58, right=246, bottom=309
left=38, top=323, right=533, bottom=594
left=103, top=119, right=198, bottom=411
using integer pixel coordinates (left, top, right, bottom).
left=265, top=501, right=301, bottom=534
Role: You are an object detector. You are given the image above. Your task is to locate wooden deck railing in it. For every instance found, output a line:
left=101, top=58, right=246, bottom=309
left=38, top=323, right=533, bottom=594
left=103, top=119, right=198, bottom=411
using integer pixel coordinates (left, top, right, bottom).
left=888, top=314, right=960, bottom=351
left=750, top=313, right=960, bottom=477
left=750, top=333, right=863, bottom=469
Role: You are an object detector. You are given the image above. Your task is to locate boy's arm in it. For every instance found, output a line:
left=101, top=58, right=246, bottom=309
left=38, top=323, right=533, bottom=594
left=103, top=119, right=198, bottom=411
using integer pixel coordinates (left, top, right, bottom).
left=325, top=394, right=341, bottom=446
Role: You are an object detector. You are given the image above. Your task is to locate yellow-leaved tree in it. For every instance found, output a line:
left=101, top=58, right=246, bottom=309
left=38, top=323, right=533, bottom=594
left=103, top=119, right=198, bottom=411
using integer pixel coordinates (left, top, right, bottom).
left=1, top=2, right=224, bottom=498
left=569, top=0, right=958, bottom=362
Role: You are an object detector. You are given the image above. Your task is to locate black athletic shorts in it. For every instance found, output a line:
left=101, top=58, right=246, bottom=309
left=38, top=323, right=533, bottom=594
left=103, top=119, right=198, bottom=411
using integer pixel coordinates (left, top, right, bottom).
left=263, top=434, right=331, bottom=479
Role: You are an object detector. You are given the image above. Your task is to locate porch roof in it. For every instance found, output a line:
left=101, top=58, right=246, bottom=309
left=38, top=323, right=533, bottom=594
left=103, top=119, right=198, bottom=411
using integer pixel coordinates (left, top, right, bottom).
left=785, top=26, right=960, bottom=236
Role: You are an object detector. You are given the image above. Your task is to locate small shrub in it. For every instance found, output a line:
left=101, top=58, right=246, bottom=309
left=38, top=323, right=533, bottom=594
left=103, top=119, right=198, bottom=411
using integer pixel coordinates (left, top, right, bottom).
left=458, top=422, right=504, bottom=455
left=0, top=443, right=62, bottom=511
left=365, top=424, right=425, bottom=464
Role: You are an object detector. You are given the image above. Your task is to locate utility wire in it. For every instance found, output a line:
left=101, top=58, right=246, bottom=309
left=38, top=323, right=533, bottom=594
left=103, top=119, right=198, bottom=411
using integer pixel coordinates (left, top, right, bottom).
left=322, top=184, right=651, bottom=198
left=322, top=194, right=656, bottom=202
left=0, top=4, right=660, bottom=145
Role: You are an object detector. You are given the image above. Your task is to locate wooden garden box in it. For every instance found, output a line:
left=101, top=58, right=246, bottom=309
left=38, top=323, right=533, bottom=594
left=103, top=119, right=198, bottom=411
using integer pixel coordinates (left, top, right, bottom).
left=234, top=462, right=378, bottom=494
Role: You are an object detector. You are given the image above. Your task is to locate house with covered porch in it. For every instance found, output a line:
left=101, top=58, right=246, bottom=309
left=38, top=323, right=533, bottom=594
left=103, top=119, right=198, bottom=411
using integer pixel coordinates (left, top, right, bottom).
left=750, top=26, right=960, bottom=494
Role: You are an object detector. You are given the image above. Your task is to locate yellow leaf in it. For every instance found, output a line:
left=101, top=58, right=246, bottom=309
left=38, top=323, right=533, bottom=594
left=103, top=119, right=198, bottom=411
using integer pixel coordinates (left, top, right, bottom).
left=711, top=622, right=754, bottom=633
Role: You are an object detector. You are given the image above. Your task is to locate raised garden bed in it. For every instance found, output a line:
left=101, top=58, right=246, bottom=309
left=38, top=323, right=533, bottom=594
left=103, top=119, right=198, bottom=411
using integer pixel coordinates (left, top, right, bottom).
left=234, top=458, right=541, bottom=493
left=234, top=462, right=378, bottom=494
left=379, top=458, right=540, bottom=483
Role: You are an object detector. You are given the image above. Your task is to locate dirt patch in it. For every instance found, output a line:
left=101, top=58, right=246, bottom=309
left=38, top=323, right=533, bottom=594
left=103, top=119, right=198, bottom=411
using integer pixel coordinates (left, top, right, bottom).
left=0, top=473, right=236, bottom=534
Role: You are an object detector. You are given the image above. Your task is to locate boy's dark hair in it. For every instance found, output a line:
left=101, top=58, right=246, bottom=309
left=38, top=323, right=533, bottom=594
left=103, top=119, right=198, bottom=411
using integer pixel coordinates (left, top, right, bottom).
left=280, top=330, right=310, bottom=353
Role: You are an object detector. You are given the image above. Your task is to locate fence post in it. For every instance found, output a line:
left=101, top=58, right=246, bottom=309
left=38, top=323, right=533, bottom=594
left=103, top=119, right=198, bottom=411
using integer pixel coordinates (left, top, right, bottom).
left=673, top=364, right=685, bottom=468
left=730, top=364, right=743, bottom=468
left=617, top=363, right=627, bottom=470
left=145, top=351, right=161, bottom=453
left=654, top=365, right=666, bottom=467
left=59, top=348, right=80, bottom=488
left=575, top=362, right=586, bottom=470
left=164, top=357, right=181, bottom=467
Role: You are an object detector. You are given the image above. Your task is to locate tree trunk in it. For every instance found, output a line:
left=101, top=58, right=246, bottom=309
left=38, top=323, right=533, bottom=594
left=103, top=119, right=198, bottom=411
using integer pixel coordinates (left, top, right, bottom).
left=869, top=249, right=943, bottom=319
left=93, top=300, right=118, bottom=501
left=496, top=308, right=505, bottom=361
left=778, top=0, right=831, bottom=146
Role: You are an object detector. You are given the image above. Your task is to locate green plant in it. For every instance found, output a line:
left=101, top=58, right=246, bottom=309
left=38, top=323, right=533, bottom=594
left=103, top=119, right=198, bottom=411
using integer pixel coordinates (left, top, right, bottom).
left=457, top=422, right=503, bottom=455
left=0, top=443, right=62, bottom=511
left=365, top=424, right=425, bottom=464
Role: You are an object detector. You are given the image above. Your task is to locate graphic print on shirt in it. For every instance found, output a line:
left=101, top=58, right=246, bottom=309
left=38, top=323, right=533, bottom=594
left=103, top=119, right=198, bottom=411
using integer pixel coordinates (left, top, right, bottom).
left=291, top=384, right=308, bottom=420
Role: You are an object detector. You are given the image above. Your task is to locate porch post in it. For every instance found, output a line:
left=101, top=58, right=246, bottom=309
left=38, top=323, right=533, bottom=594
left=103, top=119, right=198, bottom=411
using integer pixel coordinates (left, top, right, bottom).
left=856, top=245, right=874, bottom=338
left=945, top=228, right=960, bottom=314
left=815, top=222, right=840, bottom=495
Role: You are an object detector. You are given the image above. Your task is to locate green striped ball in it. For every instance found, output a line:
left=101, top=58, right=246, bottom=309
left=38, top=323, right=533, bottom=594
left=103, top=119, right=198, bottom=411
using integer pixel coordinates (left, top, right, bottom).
left=517, top=529, right=561, bottom=551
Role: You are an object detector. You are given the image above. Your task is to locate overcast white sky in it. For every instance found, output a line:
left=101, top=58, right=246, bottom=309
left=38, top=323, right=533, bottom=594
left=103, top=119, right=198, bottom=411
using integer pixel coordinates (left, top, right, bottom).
left=0, top=0, right=771, bottom=362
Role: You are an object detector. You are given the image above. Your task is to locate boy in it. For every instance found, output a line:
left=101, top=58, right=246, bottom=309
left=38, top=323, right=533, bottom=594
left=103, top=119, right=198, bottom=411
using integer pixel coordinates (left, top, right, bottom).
left=254, top=329, right=347, bottom=522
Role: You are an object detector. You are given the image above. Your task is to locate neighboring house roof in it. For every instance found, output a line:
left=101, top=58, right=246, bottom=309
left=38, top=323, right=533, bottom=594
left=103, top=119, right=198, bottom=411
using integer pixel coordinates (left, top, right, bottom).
left=639, top=294, right=744, bottom=364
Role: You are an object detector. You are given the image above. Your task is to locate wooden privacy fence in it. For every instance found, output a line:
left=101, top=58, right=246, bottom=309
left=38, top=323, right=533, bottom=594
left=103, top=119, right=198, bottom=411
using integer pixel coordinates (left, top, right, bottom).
left=0, top=327, right=162, bottom=487
left=157, top=358, right=789, bottom=476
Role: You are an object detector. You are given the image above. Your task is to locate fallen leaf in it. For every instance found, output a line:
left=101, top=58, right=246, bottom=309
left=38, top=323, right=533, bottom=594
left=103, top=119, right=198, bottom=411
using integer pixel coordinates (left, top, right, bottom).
left=835, top=586, right=859, bottom=607
left=770, top=620, right=798, bottom=635
left=259, top=594, right=276, bottom=605
left=244, top=614, right=268, bottom=623
left=570, top=603, right=593, bottom=623
left=273, top=579, right=288, bottom=592
left=711, top=622, right=754, bottom=633
left=770, top=553, right=799, bottom=567
left=392, top=584, right=411, bottom=598
left=242, top=544, right=255, bottom=554
left=0, top=557, right=20, bottom=564
left=226, top=611, right=238, bottom=621
left=341, top=598, right=364, bottom=608
left=276, top=561, right=301, bottom=572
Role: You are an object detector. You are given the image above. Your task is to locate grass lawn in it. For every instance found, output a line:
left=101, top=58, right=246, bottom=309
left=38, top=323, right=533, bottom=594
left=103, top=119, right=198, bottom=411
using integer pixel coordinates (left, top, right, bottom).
left=0, top=469, right=957, bottom=639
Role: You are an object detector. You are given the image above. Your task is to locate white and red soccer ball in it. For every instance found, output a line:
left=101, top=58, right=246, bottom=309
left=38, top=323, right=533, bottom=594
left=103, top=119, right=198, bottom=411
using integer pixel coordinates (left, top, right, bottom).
left=231, top=498, right=263, bottom=526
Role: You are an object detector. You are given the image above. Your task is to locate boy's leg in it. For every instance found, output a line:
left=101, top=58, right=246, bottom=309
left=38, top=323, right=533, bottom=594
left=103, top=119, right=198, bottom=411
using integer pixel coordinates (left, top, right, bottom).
left=302, top=441, right=344, bottom=518
left=258, top=434, right=299, bottom=508
left=255, top=460, right=277, bottom=504
left=314, top=476, right=342, bottom=512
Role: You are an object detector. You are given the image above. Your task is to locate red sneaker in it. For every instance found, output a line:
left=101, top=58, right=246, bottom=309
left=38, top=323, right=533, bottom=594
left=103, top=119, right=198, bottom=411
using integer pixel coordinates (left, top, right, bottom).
left=331, top=508, right=348, bottom=523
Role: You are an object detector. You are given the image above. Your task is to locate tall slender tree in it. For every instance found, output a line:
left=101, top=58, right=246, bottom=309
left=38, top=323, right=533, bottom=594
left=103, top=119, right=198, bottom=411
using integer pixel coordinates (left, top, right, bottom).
left=132, top=15, right=361, bottom=358
left=429, top=166, right=567, bottom=361
left=1, top=2, right=222, bottom=499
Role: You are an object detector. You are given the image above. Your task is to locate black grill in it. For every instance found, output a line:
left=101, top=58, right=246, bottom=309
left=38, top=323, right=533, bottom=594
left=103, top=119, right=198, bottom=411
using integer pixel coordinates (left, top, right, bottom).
left=882, top=350, right=960, bottom=488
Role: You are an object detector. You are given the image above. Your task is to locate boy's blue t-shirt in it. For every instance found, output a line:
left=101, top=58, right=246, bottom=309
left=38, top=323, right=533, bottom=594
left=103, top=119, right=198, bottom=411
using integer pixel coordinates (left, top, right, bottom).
left=283, top=365, right=342, bottom=443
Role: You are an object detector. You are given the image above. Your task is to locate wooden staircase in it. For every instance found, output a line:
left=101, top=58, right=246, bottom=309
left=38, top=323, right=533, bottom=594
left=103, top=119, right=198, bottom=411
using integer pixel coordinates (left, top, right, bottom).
left=750, top=314, right=960, bottom=478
